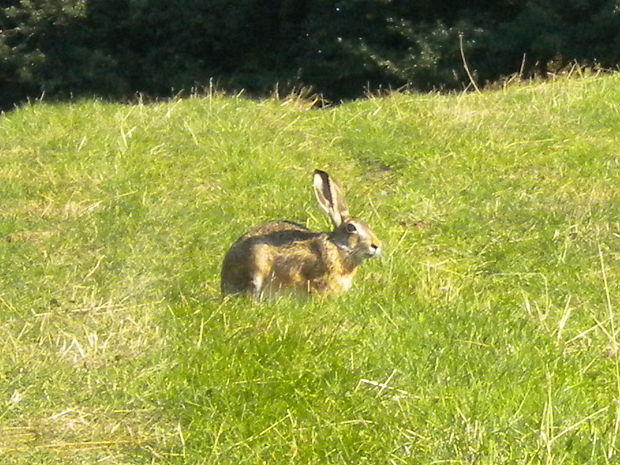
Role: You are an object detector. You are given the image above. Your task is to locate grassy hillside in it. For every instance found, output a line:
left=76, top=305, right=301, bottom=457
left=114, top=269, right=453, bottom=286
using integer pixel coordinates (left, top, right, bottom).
left=1, top=74, right=618, bottom=464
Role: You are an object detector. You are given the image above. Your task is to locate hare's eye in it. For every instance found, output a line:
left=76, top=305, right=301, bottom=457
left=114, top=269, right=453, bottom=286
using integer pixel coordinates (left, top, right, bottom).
left=345, top=223, right=357, bottom=234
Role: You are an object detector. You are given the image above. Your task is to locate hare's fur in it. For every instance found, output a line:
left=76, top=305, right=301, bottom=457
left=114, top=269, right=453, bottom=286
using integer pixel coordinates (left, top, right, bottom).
left=220, top=171, right=381, bottom=297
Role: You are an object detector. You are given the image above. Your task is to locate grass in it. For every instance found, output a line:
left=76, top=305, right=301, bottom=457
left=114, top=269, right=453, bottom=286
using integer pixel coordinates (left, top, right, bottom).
left=0, top=73, right=618, bottom=464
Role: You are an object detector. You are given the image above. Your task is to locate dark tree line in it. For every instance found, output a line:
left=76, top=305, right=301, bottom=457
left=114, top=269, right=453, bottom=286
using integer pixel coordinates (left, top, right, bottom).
left=1, top=0, right=619, bottom=109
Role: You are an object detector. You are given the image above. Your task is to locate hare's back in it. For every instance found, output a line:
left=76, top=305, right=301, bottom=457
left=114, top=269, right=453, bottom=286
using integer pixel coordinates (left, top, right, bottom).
left=226, top=221, right=318, bottom=260
left=242, top=220, right=313, bottom=240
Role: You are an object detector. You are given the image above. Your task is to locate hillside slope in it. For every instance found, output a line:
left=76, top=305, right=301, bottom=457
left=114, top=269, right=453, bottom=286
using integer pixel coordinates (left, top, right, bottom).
left=1, top=74, right=618, bottom=464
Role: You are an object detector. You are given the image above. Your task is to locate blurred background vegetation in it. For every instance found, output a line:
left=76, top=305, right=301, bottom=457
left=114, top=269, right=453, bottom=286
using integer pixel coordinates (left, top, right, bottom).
left=1, top=0, right=619, bottom=109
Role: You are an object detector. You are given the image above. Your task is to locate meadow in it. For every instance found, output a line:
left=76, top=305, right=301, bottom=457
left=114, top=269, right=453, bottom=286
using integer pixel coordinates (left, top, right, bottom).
left=0, top=73, right=618, bottom=464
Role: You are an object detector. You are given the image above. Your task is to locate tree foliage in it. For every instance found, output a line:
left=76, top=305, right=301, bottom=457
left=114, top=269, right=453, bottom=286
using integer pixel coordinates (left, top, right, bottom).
left=1, top=0, right=619, bottom=108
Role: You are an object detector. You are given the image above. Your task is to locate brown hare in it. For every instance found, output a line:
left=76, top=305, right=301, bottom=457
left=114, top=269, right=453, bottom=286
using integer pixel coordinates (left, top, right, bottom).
left=220, top=170, right=381, bottom=298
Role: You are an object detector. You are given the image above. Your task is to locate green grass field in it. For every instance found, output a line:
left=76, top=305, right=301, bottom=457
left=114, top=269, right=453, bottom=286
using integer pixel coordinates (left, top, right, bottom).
left=1, top=73, right=618, bottom=464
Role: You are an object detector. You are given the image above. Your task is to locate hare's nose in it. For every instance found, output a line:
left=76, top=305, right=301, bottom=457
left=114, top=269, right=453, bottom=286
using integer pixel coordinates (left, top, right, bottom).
left=370, top=243, right=381, bottom=256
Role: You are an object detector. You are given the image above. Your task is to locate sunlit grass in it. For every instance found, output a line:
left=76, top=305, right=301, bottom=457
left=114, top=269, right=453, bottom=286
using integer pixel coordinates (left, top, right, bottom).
left=1, top=73, right=618, bottom=463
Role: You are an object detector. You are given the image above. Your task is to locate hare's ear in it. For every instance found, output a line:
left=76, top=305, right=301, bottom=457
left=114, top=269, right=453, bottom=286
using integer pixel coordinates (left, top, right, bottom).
left=313, top=170, right=350, bottom=228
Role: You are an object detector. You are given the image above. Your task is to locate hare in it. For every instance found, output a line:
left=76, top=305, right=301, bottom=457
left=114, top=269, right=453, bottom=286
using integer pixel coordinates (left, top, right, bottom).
left=220, top=170, right=381, bottom=298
